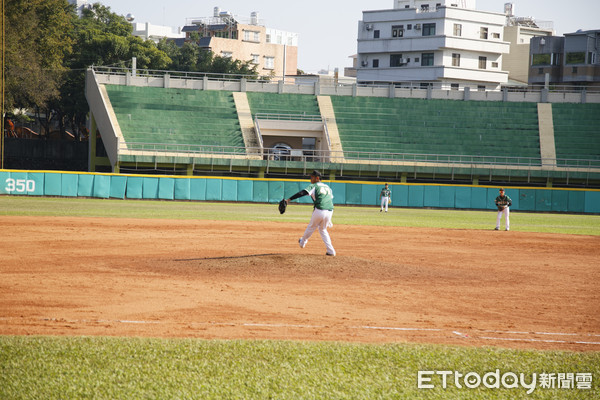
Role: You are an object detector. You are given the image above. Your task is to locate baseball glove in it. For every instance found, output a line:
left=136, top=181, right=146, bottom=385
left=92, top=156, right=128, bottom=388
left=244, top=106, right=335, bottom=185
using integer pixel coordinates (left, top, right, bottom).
left=497, top=205, right=505, bottom=211
left=278, top=199, right=287, bottom=214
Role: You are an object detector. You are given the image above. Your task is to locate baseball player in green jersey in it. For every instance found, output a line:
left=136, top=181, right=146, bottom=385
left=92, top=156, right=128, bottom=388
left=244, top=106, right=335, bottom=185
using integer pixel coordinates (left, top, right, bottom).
left=380, top=183, right=391, bottom=212
left=495, top=188, right=512, bottom=231
left=285, top=170, right=336, bottom=256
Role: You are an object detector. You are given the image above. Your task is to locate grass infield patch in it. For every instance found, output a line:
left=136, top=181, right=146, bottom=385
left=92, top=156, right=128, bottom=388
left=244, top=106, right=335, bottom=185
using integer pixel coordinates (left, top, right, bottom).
left=0, top=336, right=598, bottom=399
left=1, top=196, right=599, bottom=235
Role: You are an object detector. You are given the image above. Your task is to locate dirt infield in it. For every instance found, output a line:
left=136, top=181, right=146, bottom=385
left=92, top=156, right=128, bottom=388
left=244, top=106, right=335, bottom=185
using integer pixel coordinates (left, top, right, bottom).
left=1, top=216, right=598, bottom=351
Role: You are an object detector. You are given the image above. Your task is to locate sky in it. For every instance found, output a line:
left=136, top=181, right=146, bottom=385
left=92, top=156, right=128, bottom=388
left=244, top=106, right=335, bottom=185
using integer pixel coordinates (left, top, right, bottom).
left=99, top=0, right=600, bottom=74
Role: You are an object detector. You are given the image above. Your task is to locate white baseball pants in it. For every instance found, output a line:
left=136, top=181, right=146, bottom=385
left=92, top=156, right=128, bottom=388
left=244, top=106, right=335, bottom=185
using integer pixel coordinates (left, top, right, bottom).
left=496, top=207, right=510, bottom=230
left=381, top=197, right=390, bottom=211
left=301, top=208, right=335, bottom=255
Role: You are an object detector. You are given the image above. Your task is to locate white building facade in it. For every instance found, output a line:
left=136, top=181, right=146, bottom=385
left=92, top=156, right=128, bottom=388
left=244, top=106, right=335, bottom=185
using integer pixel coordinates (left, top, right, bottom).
left=357, top=0, right=510, bottom=90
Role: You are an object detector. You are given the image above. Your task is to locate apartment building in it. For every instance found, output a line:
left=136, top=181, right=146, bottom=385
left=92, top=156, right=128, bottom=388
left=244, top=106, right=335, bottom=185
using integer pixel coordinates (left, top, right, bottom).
left=181, top=7, right=298, bottom=79
left=356, top=0, right=509, bottom=90
left=529, top=29, right=600, bottom=88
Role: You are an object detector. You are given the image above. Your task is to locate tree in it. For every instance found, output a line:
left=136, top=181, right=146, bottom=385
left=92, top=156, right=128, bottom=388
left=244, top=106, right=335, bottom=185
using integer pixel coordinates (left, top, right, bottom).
left=4, top=0, right=75, bottom=111
left=59, top=3, right=171, bottom=139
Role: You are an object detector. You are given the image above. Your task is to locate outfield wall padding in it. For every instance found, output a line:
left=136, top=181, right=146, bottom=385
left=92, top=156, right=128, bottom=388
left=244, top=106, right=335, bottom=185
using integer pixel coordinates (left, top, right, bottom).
left=0, top=170, right=598, bottom=214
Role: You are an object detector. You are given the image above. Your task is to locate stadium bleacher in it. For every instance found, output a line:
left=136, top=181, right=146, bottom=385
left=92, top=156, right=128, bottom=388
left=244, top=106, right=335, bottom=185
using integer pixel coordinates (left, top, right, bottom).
left=329, top=96, right=541, bottom=164
left=552, top=103, right=600, bottom=163
left=105, top=85, right=245, bottom=152
left=245, top=92, right=320, bottom=116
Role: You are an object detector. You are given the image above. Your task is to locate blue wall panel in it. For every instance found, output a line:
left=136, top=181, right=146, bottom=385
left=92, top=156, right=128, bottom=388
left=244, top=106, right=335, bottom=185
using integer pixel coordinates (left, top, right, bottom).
left=109, top=175, right=127, bottom=199
left=393, top=185, right=409, bottom=207
left=93, top=175, right=111, bottom=198
left=27, top=173, right=45, bottom=196
left=205, top=179, right=222, bottom=201
left=174, top=178, right=191, bottom=200
left=44, top=173, right=62, bottom=196
left=423, top=186, right=440, bottom=207
left=126, top=177, right=143, bottom=199
left=584, top=191, right=600, bottom=213
left=345, top=183, right=362, bottom=205
left=0, top=171, right=10, bottom=194
left=408, top=185, right=424, bottom=207
left=455, top=187, right=471, bottom=209
left=551, top=190, right=569, bottom=212
left=568, top=191, right=585, bottom=213
left=330, top=182, right=345, bottom=205
left=77, top=174, right=94, bottom=197
left=158, top=178, right=175, bottom=200
left=222, top=179, right=238, bottom=201
left=237, top=180, right=254, bottom=202
left=268, top=181, right=284, bottom=203
left=361, top=184, right=379, bottom=207
left=142, top=177, right=159, bottom=199
left=439, top=186, right=455, bottom=208
left=253, top=181, right=269, bottom=203
left=518, top=190, right=535, bottom=211
left=189, top=178, right=206, bottom=200
left=535, top=189, right=552, bottom=212
left=471, top=187, right=488, bottom=210
left=61, top=174, right=79, bottom=197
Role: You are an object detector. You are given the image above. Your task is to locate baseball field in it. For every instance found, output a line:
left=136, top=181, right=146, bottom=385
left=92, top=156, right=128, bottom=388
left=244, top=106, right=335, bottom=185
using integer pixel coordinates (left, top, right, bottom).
left=1, top=196, right=599, bottom=399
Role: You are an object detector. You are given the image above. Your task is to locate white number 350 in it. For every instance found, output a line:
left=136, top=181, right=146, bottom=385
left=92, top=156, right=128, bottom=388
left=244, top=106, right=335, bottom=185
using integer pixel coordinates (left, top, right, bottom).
left=5, top=178, right=35, bottom=193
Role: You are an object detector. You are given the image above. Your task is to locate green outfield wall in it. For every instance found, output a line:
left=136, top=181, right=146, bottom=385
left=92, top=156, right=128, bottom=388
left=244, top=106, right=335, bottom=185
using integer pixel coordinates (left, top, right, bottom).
left=1, top=170, right=599, bottom=214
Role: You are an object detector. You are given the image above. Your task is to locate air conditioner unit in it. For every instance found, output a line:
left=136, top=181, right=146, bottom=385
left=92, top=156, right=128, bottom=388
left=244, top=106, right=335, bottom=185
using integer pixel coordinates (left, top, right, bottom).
left=414, top=24, right=421, bottom=30
left=361, top=60, right=368, bottom=67
left=365, top=23, right=373, bottom=31
left=400, top=58, right=409, bottom=64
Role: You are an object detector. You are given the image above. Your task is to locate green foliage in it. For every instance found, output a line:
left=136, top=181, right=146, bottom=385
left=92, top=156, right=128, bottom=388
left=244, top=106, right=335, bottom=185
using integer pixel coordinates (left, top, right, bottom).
left=4, top=0, right=75, bottom=110
left=0, top=337, right=598, bottom=399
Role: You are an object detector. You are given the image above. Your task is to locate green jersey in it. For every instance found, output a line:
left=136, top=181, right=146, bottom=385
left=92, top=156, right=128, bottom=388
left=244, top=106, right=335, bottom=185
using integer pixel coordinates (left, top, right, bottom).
left=305, top=182, right=334, bottom=210
left=381, top=188, right=391, bottom=198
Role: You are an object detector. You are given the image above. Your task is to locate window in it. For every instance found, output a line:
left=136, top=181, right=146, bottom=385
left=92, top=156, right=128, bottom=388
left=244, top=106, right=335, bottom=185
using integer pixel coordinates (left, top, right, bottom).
left=478, top=56, right=487, bottom=69
left=421, top=53, right=434, bottom=66
left=552, top=53, right=561, bottom=66
left=451, top=83, right=459, bottom=90
left=422, top=23, right=436, bottom=36
left=392, top=25, right=404, bottom=37
left=243, top=30, right=260, bottom=42
left=264, top=56, right=274, bottom=69
left=477, top=85, right=486, bottom=92
left=453, top=23, right=462, bottom=36
left=374, top=30, right=380, bottom=38
left=421, top=4, right=429, bottom=11
left=373, top=59, right=379, bottom=68
left=480, top=27, right=488, bottom=39
left=566, top=52, right=585, bottom=64
left=532, top=54, right=551, bottom=65
left=407, top=24, right=412, bottom=30
left=452, top=53, right=460, bottom=67
left=266, top=34, right=271, bottom=43
left=492, top=33, right=500, bottom=39
left=491, top=61, right=499, bottom=68
left=415, top=57, right=420, bottom=63
left=221, top=51, right=233, bottom=58
left=390, top=54, right=404, bottom=67
left=588, top=52, right=596, bottom=64
left=251, top=54, right=260, bottom=64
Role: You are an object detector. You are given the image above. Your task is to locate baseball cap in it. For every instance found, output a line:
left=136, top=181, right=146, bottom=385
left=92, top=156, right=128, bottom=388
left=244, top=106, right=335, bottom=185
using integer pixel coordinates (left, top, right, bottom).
left=499, top=188, right=505, bottom=192
left=310, top=170, right=322, bottom=178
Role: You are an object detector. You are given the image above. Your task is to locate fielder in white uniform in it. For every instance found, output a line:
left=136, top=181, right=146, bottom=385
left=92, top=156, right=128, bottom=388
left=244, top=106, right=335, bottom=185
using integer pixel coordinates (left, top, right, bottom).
left=380, top=183, right=391, bottom=212
left=285, top=170, right=336, bottom=256
left=494, top=188, right=512, bottom=231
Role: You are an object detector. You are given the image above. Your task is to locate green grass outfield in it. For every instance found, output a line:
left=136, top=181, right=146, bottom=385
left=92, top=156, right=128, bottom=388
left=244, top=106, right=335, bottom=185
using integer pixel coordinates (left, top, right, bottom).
left=1, top=195, right=599, bottom=235
left=1, top=196, right=599, bottom=399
